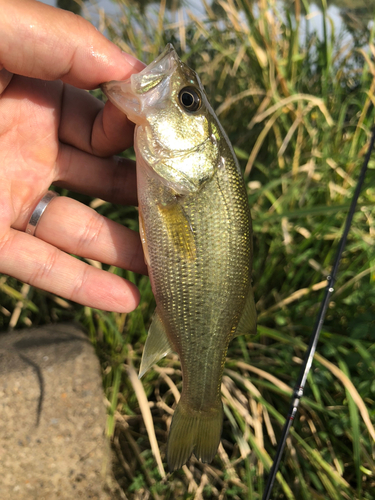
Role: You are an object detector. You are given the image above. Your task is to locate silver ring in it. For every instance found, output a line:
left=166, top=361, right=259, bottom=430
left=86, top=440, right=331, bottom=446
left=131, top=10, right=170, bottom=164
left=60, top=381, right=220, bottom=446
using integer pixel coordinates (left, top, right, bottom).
left=26, top=191, right=59, bottom=236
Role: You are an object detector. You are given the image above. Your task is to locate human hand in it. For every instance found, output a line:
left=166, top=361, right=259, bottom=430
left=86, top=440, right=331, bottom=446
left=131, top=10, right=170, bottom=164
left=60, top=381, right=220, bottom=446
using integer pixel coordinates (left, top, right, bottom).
left=0, top=0, right=147, bottom=313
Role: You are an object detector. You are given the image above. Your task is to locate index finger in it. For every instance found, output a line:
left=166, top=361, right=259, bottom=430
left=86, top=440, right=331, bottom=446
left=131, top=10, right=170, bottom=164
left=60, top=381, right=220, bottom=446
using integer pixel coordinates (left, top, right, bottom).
left=0, top=0, right=144, bottom=89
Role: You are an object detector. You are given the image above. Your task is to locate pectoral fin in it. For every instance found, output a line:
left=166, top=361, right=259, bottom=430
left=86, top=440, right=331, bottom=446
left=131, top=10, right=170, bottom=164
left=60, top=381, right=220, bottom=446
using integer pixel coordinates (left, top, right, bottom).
left=234, top=284, right=257, bottom=337
left=158, top=201, right=196, bottom=261
left=139, top=309, right=173, bottom=378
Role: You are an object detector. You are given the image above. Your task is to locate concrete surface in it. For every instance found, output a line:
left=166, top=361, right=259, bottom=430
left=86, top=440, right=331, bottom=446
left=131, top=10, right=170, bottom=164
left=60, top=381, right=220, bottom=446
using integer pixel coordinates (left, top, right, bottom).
left=0, top=323, right=114, bottom=499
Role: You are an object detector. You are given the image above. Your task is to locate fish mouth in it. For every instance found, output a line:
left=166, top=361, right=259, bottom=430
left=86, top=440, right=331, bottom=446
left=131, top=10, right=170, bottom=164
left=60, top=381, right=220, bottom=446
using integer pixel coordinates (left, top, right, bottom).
left=101, top=44, right=180, bottom=124
left=132, top=44, right=178, bottom=95
left=101, top=79, right=142, bottom=123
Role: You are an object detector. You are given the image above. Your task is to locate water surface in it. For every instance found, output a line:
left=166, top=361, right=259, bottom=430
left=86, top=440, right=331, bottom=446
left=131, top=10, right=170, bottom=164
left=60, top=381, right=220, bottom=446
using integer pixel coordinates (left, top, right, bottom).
left=40, top=0, right=374, bottom=47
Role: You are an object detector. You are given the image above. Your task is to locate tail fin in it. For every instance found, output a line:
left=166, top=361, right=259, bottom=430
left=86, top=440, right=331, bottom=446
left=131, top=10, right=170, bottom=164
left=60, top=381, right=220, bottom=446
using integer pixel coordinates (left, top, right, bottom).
left=167, top=399, right=223, bottom=471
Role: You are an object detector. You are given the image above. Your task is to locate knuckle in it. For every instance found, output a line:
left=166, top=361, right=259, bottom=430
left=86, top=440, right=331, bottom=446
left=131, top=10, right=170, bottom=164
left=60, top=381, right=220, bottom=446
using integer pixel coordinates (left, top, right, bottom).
left=28, top=247, right=59, bottom=285
left=69, top=265, right=90, bottom=302
left=55, top=143, right=73, bottom=182
left=75, top=211, right=104, bottom=254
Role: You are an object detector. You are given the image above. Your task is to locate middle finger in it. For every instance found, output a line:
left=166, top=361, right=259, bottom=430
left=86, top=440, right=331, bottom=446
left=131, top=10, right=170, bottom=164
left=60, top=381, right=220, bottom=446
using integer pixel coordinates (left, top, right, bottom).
left=59, top=83, right=136, bottom=157
left=54, top=142, right=138, bottom=206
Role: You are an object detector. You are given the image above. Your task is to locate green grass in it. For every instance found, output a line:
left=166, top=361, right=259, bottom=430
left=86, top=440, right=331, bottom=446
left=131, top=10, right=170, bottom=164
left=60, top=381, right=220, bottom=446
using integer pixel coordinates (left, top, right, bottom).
left=2, top=0, right=375, bottom=498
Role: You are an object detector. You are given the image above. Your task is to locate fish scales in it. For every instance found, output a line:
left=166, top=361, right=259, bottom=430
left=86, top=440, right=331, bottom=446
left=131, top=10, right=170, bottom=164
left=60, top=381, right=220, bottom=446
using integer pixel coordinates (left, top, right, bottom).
left=140, top=153, right=251, bottom=406
left=101, top=44, right=256, bottom=471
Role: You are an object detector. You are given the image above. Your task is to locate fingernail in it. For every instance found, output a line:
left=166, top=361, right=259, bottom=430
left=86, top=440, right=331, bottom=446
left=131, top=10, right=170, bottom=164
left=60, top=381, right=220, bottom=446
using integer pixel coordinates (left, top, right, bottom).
left=122, top=51, right=146, bottom=72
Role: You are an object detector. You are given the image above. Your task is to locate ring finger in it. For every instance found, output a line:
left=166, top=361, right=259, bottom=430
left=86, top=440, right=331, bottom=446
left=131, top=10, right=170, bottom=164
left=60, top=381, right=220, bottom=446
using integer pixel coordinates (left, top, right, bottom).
left=31, top=195, right=146, bottom=276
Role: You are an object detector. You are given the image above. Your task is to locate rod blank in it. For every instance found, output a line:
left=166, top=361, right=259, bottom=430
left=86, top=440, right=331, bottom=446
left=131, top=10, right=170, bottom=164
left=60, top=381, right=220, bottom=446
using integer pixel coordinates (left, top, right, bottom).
left=262, top=127, right=375, bottom=500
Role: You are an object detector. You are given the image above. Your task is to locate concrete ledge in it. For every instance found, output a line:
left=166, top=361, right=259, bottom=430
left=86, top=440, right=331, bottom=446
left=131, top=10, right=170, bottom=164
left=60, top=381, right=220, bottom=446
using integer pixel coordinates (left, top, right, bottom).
left=0, top=323, right=113, bottom=499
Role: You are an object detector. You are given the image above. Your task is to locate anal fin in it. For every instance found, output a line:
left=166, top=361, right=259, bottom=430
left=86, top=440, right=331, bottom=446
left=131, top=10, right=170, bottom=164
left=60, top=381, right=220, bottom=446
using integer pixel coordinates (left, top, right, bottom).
left=139, top=309, right=173, bottom=378
left=234, top=284, right=257, bottom=337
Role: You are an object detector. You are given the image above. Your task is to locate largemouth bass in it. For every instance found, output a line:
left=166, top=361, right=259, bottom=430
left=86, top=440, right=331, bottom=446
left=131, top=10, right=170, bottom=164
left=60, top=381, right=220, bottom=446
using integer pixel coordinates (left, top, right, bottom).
left=102, top=44, right=256, bottom=471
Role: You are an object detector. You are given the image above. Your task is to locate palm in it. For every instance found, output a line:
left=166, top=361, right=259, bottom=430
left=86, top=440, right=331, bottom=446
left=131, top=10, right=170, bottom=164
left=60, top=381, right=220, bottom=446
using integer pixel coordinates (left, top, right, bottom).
left=0, top=1, right=147, bottom=312
left=1, top=77, right=59, bottom=229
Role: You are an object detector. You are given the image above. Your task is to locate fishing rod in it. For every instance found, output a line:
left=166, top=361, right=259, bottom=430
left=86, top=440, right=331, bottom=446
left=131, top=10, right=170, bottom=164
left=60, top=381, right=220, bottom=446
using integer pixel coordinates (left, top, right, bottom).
left=262, top=127, right=375, bottom=500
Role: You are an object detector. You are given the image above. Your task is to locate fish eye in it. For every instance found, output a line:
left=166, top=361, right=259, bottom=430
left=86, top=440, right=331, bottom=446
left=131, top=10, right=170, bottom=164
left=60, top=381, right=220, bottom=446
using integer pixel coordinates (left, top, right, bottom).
left=178, top=87, right=201, bottom=112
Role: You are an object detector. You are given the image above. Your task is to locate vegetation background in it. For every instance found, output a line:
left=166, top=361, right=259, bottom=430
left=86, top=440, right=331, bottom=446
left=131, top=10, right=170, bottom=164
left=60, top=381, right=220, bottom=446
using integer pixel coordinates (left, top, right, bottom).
left=1, top=0, right=375, bottom=498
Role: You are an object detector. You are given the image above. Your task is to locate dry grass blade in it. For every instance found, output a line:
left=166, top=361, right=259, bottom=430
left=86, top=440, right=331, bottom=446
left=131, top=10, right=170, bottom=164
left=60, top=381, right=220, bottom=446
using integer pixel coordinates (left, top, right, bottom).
left=84, top=258, right=102, bottom=269
left=153, top=365, right=181, bottom=403
left=326, top=158, right=356, bottom=187
left=258, top=280, right=327, bottom=318
left=0, top=305, right=10, bottom=316
left=178, top=10, right=187, bottom=53
left=217, top=442, right=238, bottom=479
left=126, top=362, right=166, bottom=477
left=182, top=465, right=199, bottom=494
left=224, top=369, right=261, bottom=398
left=225, top=368, right=278, bottom=446
left=248, top=94, right=334, bottom=129
left=277, top=103, right=312, bottom=158
left=222, top=376, right=254, bottom=427
left=186, top=11, right=210, bottom=39
left=9, top=283, right=30, bottom=329
left=245, top=110, right=282, bottom=175
left=250, top=397, right=264, bottom=474
left=263, top=405, right=277, bottom=446
left=194, top=473, right=209, bottom=500
left=233, top=362, right=292, bottom=394
left=216, top=88, right=265, bottom=116
left=157, top=0, right=166, bottom=37
left=218, top=0, right=244, bottom=33
left=333, top=265, right=375, bottom=297
left=90, top=197, right=106, bottom=209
